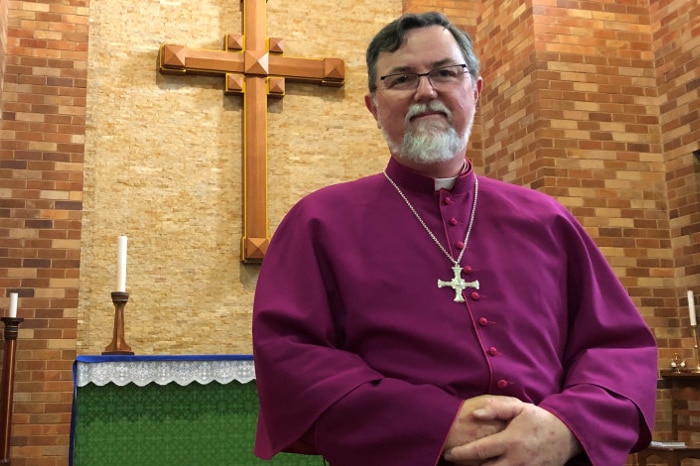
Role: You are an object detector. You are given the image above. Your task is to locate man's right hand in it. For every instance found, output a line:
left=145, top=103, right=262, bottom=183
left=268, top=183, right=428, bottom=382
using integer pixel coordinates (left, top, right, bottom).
left=443, top=395, right=525, bottom=452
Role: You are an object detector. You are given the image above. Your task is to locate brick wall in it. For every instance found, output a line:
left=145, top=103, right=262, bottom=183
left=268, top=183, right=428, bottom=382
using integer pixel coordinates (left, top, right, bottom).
left=653, top=0, right=700, bottom=323
left=0, top=0, right=88, bottom=464
left=0, top=0, right=7, bottom=102
left=650, top=0, right=700, bottom=445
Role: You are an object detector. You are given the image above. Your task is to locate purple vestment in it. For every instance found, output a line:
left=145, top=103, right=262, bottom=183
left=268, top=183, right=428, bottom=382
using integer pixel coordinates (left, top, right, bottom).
left=253, top=158, right=657, bottom=466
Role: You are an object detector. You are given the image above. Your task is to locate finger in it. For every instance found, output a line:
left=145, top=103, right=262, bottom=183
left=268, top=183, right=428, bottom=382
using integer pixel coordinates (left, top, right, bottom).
left=443, top=435, right=506, bottom=463
left=471, top=396, right=526, bottom=422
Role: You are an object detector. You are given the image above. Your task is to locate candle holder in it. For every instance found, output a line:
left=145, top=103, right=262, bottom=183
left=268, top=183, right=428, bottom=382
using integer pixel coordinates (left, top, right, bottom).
left=692, top=324, right=700, bottom=373
left=670, top=353, right=686, bottom=372
left=0, top=317, right=24, bottom=464
left=102, top=291, right=134, bottom=355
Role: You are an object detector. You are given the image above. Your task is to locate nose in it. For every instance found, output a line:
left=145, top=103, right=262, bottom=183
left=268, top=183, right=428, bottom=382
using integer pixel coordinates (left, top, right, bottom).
left=414, top=75, right=438, bottom=100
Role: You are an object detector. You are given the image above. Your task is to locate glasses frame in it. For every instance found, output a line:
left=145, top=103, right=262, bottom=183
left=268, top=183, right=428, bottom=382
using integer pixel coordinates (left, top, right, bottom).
left=379, top=64, right=469, bottom=91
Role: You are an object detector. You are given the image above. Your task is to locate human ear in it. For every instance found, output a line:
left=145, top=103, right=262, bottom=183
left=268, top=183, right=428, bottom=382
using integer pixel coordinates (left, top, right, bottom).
left=364, top=93, right=381, bottom=128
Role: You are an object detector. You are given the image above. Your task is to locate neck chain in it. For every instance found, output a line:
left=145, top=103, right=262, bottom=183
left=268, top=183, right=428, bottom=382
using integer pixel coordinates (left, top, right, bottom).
left=383, top=170, right=480, bottom=303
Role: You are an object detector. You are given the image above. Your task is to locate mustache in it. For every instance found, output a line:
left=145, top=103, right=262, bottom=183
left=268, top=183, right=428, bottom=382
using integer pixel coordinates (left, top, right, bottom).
left=405, top=100, right=452, bottom=122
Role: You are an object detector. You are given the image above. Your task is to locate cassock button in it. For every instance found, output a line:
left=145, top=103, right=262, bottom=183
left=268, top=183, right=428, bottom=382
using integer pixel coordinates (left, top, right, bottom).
left=444, top=197, right=453, bottom=205
left=488, top=346, right=499, bottom=356
left=449, top=217, right=458, bottom=226
left=462, top=265, right=473, bottom=274
left=456, top=241, right=465, bottom=249
left=496, top=379, right=509, bottom=389
left=478, top=317, right=489, bottom=326
left=471, top=291, right=480, bottom=301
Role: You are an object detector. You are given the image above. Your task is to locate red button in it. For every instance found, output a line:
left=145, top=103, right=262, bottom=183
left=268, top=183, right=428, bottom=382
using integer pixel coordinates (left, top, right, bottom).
left=456, top=241, right=465, bottom=249
left=478, top=317, right=488, bottom=326
left=488, top=347, right=498, bottom=356
left=449, top=217, right=458, bottom=225
left=462, top=265, right=473, bottom=274
left=496, top=379, right=508, bottom=389
left=471, top=291, right=480, bottom=300
left=444, top=197, right=453, bottom=205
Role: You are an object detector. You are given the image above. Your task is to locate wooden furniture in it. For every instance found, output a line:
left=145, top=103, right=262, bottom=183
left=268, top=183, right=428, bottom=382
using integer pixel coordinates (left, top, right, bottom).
left=637, top=444, right=700, bottom=466
left=637, top=371, right=700, bottom=465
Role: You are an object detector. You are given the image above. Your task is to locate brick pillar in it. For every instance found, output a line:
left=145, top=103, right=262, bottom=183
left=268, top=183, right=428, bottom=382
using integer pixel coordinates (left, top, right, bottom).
left=652, top=0, right=700, bottom=442
left=478, top=0, right=668, bottom=307
left=0, top=1, right=88, bottom=464
left=0, top=0, right=7, bottom=102
left=652, top=0, right=700, bottom=299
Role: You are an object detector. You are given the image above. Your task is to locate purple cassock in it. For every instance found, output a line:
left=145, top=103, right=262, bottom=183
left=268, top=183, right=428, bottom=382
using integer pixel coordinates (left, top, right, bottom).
left=253, top=157, right=657, bottom=466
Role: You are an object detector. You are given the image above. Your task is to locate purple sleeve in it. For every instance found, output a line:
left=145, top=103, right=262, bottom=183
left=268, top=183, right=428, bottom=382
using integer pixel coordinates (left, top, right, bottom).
left=540, top=384, right=648, bottom=466
left=313, top=379, right=462, bottom=465
left=543, top=206, right=656, bottom=464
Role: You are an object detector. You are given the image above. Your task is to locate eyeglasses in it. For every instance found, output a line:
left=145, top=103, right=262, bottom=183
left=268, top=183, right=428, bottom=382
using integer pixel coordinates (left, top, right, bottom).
left=379, top=64, right=469, bottom=91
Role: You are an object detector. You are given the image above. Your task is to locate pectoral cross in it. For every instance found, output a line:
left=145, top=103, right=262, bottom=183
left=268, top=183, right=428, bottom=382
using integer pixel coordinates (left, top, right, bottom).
left=158, top=0, right=345, bottom=262
left=437, top=265, right=480, bottom=303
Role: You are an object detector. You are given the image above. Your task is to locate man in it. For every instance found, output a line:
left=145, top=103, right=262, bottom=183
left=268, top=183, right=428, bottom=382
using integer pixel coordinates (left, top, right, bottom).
left=253, top=11, right=657, bottom=466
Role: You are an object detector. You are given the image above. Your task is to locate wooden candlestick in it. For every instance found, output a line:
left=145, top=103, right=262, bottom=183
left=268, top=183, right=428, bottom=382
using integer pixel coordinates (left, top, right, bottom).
left=0, top=317, right=24, bottom=465
left=102, top=291, right=134, bottom=355
left=693, top=325, right=700, bottom=373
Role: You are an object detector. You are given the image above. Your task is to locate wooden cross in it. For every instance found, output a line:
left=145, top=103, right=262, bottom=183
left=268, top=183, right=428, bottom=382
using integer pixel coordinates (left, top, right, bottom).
left=158, top=0, right=345, bottom=262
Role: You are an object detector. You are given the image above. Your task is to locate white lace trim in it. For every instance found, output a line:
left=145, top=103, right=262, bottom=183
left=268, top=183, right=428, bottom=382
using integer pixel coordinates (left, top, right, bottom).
left=75, top=359, right=256, bottom=387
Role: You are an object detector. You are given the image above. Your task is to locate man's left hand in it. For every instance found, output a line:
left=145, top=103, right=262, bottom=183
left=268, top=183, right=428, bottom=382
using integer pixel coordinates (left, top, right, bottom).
left=442, top=402, right=582, bottom=466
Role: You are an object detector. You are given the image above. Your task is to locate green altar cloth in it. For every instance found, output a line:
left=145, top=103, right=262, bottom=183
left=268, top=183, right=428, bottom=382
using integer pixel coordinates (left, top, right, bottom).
left=70, top=355, right=321, bottom=466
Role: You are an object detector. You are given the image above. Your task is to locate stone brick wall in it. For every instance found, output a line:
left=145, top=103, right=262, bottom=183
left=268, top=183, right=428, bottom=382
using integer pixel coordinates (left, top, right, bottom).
left=0, top=0, right=88, bottom=463
left=653, top=0, right=700, bottom=323
left=74, top=0, right=400, bottom=362
left=0, top=0, right=698, bottom=463
left=650, top=0, right=700, bottom=443
left=0, top=0, right=7, bottom=101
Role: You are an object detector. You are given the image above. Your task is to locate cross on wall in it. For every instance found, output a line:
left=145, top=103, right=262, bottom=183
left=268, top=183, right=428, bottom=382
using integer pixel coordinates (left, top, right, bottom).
left=159, top=0, right=345, bottom=262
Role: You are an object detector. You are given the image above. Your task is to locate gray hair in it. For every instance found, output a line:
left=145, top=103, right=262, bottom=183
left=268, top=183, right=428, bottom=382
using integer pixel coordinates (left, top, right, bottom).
left=366, top=12, right=480, bottom=94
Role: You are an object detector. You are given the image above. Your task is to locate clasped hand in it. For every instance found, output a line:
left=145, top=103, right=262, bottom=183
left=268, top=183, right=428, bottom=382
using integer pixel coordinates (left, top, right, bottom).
left=442, top=395, right=582, bottom=466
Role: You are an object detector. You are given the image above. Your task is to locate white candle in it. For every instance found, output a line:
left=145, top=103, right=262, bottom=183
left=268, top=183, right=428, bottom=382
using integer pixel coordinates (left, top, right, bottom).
left=8, top=293, right=17, bottom=318
left=116, top=236, right=128, bottom=292
left=689, top=290, right=697, bottom=327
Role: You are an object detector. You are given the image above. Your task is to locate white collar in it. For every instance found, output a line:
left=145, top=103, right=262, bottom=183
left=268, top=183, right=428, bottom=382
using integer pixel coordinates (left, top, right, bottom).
left=434, top=176, right=458, bottom=191
left=433, top=160, right=467, bottom=191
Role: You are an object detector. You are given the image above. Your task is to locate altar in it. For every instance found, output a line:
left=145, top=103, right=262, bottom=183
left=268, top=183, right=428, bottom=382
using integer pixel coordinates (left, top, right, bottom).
left=70, top=354, right=320, bottom=466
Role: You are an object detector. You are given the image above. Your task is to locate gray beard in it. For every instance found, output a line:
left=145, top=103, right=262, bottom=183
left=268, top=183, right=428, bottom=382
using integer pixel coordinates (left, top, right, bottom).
left=384, top=101, right=472, bottom=165
left=397, top=123, right=468, bottom=164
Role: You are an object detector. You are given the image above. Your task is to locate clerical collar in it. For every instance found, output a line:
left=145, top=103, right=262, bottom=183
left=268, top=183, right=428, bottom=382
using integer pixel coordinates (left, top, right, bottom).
left=384, top=158, right=475, bottom=196
left=434, top=160, right=468, bottom=191
left=434, top=176, right=457, bottom=191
